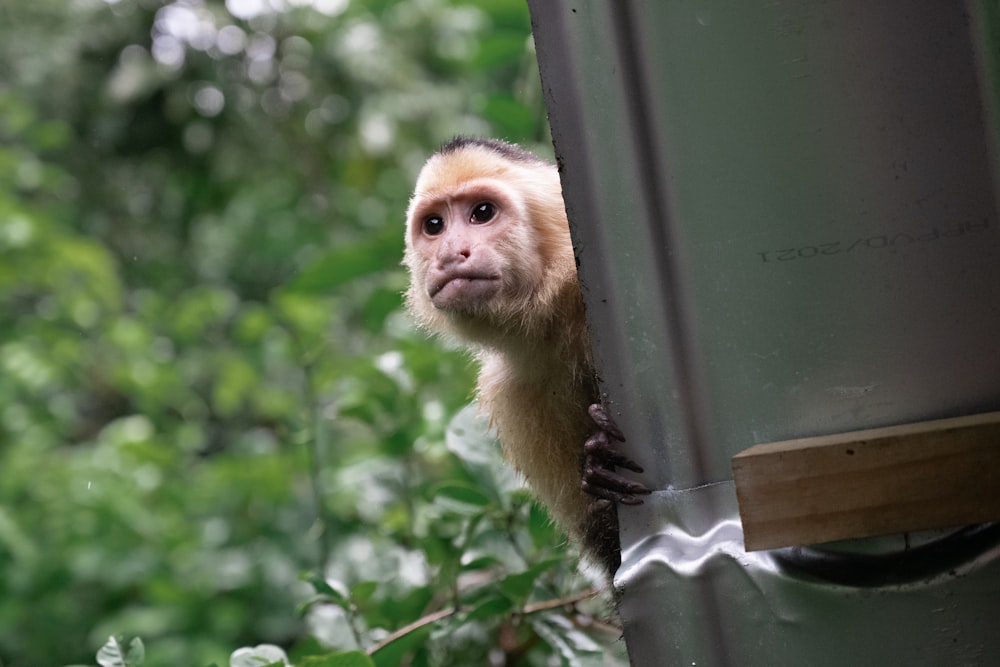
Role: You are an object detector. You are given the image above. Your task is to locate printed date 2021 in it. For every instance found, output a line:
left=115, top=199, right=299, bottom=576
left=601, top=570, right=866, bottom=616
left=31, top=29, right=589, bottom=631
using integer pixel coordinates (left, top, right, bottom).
left=757, top=217, right=991, bottom=264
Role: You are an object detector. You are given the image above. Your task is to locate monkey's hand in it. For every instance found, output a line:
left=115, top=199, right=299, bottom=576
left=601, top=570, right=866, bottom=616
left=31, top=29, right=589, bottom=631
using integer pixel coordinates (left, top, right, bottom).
left=581, top=404, right=652, bottom=505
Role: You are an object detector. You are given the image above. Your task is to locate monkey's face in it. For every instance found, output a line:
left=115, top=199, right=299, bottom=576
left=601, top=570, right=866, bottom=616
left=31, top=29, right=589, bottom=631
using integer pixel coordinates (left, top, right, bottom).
left=407, top=179, right=541, bottom=317
left=404, top=151, right=551, bottom=340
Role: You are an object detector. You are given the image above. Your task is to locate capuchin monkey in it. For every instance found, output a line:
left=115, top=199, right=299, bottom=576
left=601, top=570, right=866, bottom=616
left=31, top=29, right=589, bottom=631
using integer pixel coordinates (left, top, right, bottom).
left=403, top=137, right=650, bottom=578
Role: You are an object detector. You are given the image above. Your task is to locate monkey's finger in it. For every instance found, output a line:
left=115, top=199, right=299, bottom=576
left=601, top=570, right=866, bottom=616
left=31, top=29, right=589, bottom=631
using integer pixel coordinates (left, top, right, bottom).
left=582, top=480, right=641, bottom=504
left=584, top=433, right=645, bottom=473
left=582, top=480, right=648, bottom=506
left=584, top=429, right=610, bottom=451
left=612, top=455, right=645, bottom=474
left=583, top=465, right=652, bottom=497
left=587, top=403, right=626, bottom=441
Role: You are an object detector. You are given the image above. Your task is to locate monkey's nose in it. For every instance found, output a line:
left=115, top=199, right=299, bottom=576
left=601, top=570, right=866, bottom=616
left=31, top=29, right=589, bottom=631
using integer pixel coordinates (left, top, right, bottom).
left=437, top=247, right=471, bottom=268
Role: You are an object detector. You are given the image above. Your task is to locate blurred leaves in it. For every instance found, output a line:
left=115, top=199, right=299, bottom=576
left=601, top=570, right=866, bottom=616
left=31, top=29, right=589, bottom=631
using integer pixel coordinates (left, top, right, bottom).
left=282, top=225, right=403, bottom=295
left=0, top=0, right=624, bottom=665
left=96, top=636, right=146, bottom=667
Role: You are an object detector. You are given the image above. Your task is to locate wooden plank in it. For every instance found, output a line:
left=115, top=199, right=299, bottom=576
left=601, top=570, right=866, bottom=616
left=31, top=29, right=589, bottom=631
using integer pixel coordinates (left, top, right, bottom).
left=731, top=411, right=1000, bottom=551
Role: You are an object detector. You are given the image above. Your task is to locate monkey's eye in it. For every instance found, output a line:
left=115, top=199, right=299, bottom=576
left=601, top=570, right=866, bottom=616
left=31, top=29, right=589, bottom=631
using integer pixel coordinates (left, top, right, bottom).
left=423, top=215, right=445, bottom=236
left=470, top=202, right=496, bottom=224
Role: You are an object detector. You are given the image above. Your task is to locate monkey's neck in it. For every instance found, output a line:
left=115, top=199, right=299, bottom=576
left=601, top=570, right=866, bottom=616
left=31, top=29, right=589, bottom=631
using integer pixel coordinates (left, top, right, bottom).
left=480, top=297, right=593, bottom=387
left=485, top=334, right=580, bottom=381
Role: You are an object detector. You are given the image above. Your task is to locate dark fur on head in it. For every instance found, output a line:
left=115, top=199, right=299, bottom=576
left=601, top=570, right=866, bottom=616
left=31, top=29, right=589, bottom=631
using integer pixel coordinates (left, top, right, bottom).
left=437, top=136, right=547, bottom=166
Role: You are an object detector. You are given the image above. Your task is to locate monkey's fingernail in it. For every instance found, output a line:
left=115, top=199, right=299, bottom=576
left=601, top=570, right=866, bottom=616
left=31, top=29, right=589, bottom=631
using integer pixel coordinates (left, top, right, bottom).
left=620, top=459, right=644, bottom=474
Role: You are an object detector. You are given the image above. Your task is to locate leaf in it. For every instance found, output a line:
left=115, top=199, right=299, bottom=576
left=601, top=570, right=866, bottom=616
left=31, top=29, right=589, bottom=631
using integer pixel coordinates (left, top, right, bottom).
left=499, top=559, right=563, bottom=604
left=360, top=284, right=404, bottom=333
left=444, top=406, right=522, bottom=499
left=230, top=644, right=289, bottom=667
left=464, top=595, right=514, bottom=622
left=301, top=572, right=350, bottom=608
left=370, top=623, right=434, bottom=667
left=350, top=580, right=378, bottom=606
left=530, top=615, right=604, bottom=667
left=460, top=554, right=503, bottom=572
left=444, top=406, right=499, bottom=467
left=432, top=482, right=492, bottom=514
left=528, top=502, right=559, bottom=548
left=379, top=585, right=434, bottom=627
left=282, top=226, right=402, bottom=294
left=96, top=635, right=145, bottom=667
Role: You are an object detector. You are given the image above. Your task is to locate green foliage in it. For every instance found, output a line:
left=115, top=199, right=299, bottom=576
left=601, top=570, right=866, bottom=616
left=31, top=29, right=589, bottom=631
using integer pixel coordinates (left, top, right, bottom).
left=96, top=636, right=146, bottom=667
left=0, top=0, right=626, bottom=665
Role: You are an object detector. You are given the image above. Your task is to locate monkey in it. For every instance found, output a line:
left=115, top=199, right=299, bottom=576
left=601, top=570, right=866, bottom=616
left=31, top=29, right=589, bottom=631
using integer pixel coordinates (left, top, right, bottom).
left=403, top=137, right=650, bottom=578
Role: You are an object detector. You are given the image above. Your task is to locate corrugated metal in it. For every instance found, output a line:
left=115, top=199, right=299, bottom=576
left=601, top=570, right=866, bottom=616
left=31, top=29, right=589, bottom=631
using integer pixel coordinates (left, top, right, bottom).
left=527, top=1, right=1000, bottom=664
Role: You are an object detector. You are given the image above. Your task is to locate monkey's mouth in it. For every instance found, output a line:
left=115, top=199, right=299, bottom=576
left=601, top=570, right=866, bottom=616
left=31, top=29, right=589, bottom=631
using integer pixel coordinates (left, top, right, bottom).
left=428, top=272, right=501, bottom=309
